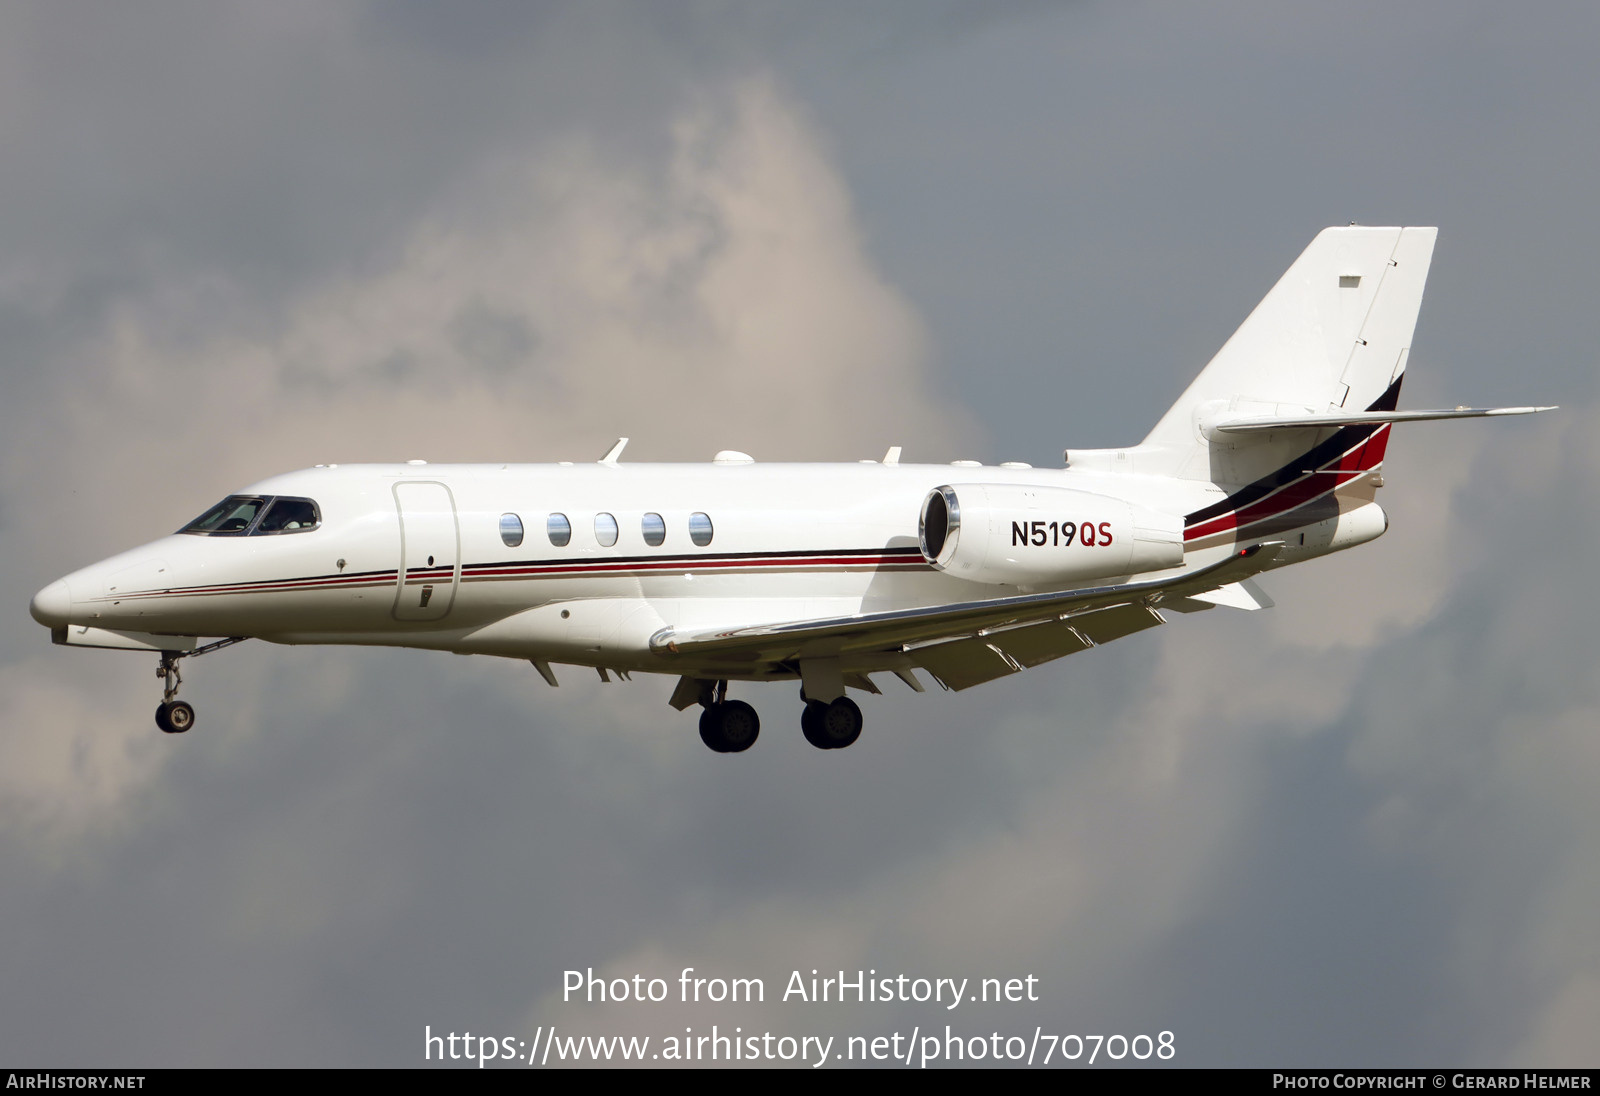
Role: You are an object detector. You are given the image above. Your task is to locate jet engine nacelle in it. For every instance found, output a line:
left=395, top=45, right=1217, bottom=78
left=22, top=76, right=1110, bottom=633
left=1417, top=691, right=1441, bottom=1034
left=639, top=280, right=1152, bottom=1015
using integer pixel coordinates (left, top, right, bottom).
left=919, top=483, right=1184, bottom=587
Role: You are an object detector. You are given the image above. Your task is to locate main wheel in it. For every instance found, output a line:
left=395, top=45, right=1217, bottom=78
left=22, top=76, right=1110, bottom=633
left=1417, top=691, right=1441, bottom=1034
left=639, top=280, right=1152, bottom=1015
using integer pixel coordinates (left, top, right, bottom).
left=699, top=705, right=729, bottom=753
left=817, top=696, right=862, bottom=749
left=699, top=701, right=761, bottom=753
left=715, top=700, right=760, bottom=753
left=156, top=700, right=195, bottom=734
left=801, top=700, right=830, bottom=749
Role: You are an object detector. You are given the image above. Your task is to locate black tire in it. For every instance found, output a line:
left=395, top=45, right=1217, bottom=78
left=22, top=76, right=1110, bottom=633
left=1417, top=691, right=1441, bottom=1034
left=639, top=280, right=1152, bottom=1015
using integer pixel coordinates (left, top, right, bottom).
left=818, top=696, right=862, bottom=749
left=699, top=705, right=729, bottom=753
left=716, top=700, right=760, bottom=753
left=801, top=700, right=831, bottom=749
left=157, top=700, right=195, bottom=734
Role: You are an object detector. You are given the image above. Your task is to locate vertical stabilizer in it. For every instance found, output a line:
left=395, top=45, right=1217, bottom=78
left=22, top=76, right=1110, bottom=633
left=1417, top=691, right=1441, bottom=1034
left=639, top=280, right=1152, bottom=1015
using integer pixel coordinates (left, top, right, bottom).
left=1138, top=226, right=1436, bottom=484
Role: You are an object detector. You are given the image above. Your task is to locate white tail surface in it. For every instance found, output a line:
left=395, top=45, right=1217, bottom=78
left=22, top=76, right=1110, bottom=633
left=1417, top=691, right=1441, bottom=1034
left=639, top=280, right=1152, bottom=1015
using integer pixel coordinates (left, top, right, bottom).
left=1137, top=226, right=1437, bottom=485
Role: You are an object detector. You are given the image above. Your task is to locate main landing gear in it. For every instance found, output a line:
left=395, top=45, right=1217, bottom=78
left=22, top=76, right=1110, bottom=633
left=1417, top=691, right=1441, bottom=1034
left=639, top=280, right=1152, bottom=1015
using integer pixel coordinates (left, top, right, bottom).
left=698, top=681, right=761, bottom=753
left=693, top=681, right=864, bottom=753
left=801, top=696, right=863, bottom=750
left=153, top=638, right=248, bottom=734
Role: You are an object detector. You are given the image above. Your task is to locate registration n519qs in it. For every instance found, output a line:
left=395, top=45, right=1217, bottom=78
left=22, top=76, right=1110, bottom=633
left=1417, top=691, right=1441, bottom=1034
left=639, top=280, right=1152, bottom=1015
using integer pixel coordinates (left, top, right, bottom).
left=30, top=227, right=1552, bottom=752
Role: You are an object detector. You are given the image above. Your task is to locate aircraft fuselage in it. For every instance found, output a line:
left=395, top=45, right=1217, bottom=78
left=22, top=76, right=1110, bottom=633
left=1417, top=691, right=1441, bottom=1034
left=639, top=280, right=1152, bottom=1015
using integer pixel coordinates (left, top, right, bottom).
left=36, top=459, right=1312, bottom=679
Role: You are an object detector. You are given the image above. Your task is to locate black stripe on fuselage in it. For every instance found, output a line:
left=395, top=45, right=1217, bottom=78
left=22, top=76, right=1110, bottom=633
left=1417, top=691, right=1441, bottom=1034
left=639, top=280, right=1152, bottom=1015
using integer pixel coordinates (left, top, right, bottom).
left=104, top=547, right=930, bottom=599
left=459, top=545, right=924, bottom=574
left=1183, top=375, right=1402, bottom=527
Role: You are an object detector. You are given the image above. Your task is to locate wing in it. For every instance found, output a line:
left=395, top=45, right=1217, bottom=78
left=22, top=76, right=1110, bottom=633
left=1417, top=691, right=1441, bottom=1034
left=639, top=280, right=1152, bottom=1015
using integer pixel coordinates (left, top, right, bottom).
left=652, top=545, right=1279, bottom=693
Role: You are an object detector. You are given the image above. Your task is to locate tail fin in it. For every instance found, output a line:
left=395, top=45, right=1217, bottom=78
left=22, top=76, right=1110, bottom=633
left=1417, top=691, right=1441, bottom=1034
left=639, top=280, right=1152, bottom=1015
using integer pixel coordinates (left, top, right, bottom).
left=1138, top=225, right=1437, bottom=484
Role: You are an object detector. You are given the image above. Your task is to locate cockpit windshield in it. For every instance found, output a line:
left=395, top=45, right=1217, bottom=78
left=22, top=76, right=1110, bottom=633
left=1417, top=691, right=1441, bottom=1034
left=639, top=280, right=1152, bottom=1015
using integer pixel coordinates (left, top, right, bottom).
left=179, top=495, right=321, bottom=536
left=255, top=497, right=319, bottom=533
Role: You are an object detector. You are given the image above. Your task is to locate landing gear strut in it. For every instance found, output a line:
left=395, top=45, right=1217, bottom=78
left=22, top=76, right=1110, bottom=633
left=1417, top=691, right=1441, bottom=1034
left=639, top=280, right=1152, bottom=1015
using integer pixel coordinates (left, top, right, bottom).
left=152, top=637, right=248, bottom=734
left=697, top=680, right=760, bottom=753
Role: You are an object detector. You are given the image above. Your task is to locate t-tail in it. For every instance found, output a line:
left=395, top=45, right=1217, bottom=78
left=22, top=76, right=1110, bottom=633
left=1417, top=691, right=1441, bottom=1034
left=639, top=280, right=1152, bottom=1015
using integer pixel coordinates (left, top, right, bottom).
left=1080, top=226, right=1552, bottom=552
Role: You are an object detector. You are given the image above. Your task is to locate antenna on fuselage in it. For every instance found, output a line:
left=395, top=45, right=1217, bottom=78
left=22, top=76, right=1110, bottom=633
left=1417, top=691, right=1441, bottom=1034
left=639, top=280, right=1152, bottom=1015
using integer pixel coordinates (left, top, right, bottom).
left=599, top=438, right=629, bottom=465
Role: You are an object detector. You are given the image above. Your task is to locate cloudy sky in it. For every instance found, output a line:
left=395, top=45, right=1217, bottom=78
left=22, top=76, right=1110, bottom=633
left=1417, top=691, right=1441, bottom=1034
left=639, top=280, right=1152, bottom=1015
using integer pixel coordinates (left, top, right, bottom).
left=2, top=0, right=1596, bottom=1068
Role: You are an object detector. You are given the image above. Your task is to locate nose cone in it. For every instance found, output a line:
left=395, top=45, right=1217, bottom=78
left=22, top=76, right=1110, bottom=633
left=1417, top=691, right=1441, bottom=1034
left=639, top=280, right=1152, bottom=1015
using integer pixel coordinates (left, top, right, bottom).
left=30, top=579, right=73, bottom=627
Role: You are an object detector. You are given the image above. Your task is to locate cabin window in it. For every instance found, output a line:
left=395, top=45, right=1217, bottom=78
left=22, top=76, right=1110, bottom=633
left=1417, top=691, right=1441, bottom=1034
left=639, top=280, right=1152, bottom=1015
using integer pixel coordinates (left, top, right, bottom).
left=254, top=497, right=321, bottom=534
left=689, top=512, right=714, bottom=547
left=642, top=512, right=666, bottom=547
left=595, top=512, right=619, bottom=548
left=547, top=513, right=572, bottom=547
left=499, top=513, right=524, bottom=548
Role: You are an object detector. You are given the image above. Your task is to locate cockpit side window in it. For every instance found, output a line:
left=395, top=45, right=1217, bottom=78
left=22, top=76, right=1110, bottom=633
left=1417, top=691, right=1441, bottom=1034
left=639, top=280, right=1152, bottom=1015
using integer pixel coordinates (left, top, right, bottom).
left=254, top=497, right=321, bottom=534
left=179, top=496, right=266, bottom=536
left=178, top=495, right=321, bottom=536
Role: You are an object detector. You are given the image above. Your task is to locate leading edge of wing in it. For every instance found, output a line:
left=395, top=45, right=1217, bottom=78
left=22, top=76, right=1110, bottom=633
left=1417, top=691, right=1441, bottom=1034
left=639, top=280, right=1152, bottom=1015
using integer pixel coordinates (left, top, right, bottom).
left=649, top=544, right=1281, bottom=663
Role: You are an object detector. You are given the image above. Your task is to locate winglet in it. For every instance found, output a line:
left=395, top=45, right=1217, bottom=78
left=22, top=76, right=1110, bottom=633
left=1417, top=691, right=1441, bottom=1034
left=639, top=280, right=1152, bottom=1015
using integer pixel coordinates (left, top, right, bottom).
left=882, top=446, right=902, bottom=465
left=599, top=438, right=629, bottom=465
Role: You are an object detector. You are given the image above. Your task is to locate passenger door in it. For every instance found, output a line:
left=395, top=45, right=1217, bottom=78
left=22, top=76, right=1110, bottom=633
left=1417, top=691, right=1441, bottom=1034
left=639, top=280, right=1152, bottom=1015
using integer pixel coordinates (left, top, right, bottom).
left=393, top=482, right=459, bottom=621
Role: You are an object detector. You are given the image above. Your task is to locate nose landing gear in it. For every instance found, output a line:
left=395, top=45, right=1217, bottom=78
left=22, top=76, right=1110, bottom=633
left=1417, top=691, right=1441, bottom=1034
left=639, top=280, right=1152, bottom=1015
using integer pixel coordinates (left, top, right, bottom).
left=155, top=652, right=189, bottom=734
left=152, top=637, right=248, bottom=734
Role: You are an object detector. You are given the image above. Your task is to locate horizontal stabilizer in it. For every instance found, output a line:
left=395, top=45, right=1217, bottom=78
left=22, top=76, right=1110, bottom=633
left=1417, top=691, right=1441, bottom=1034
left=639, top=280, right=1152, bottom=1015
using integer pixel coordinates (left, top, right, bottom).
left=1214, top=406, right=1556, bottom=434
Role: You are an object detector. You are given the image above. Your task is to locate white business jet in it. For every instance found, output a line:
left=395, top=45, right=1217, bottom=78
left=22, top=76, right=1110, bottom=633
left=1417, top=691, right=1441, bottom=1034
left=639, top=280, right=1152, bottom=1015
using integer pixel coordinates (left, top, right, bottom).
left=29, top=226, right=1551, bottom=752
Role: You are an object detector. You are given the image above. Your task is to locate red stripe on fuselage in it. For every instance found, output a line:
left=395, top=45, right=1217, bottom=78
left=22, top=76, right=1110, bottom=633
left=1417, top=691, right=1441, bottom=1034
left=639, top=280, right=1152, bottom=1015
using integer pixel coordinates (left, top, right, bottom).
left=94, top=551, right=932, bottom=601
left=1184, top=424, right=1389, bottom=542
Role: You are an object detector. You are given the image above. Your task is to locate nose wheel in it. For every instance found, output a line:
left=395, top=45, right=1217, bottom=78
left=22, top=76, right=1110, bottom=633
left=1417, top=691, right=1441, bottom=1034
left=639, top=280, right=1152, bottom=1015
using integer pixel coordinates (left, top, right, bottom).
left=152, top=637, right=248, bottom=734
left=156, top=700, right=195, bottom=734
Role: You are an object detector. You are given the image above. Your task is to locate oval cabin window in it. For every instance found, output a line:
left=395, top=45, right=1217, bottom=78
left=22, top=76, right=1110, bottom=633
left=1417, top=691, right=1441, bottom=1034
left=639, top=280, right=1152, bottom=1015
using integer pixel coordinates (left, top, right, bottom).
left=499, top=513, right=524, bottom=548
left=642, top=512, right=666, bottom=547
left=547, top=513, right=572, bottom=547
left=689, top=512, right=714, bottom=547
